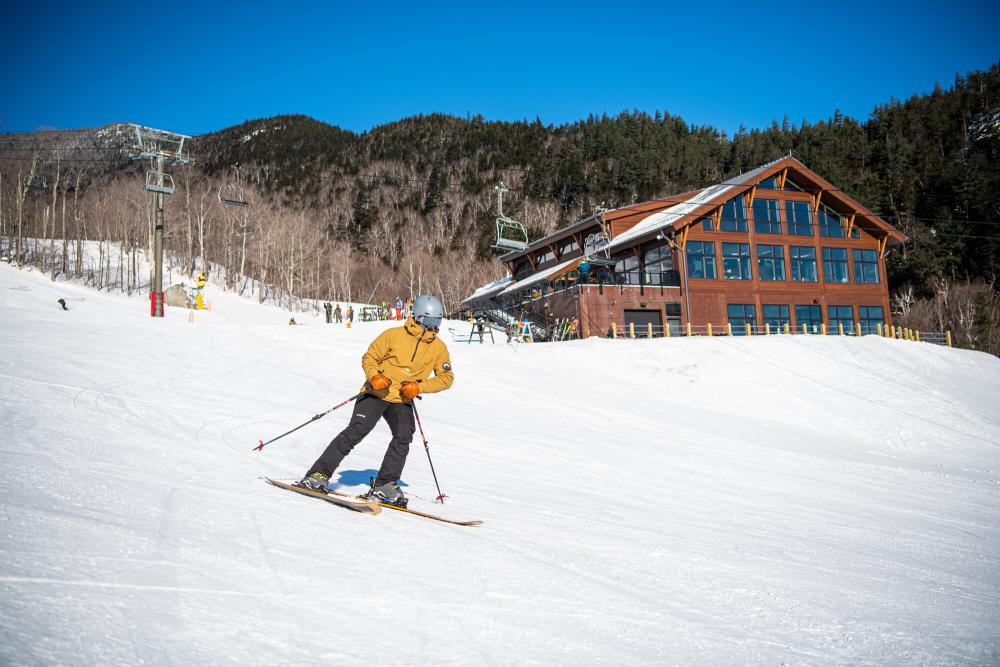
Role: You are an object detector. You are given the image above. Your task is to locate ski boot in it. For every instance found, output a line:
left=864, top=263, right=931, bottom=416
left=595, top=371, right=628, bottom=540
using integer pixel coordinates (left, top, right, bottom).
left=295, top=471, right=329, bottom=493
left=363, top=480, right=408, bottom=508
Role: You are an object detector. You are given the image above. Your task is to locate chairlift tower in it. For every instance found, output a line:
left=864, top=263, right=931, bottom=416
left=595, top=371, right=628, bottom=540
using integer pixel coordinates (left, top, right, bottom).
left=127, top=124, right=191, bottom=317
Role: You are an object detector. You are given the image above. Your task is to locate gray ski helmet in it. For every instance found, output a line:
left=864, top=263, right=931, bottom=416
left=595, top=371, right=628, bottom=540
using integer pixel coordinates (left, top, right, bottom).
left=412, top=294, right=444, bottom=329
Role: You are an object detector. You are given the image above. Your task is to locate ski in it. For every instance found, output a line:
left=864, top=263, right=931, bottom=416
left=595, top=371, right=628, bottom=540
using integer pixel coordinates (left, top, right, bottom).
left=328, top=489, right=482, bottom=526
left=265, top=477, right=381, bottom=515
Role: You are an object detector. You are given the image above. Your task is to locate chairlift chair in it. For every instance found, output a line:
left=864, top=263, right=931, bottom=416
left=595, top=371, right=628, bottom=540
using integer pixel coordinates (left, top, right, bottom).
left=218, top=183, right=247, bottom=208
left=144, top=170, right=175, bottom=195
left=493, top=216, right=528, bottom=252
left=26, top=177, right=47, bottom=192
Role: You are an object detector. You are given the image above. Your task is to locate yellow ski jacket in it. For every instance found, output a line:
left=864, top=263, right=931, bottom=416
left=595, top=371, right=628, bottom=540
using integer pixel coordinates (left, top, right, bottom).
left=360, top=317, right=454, bottom=403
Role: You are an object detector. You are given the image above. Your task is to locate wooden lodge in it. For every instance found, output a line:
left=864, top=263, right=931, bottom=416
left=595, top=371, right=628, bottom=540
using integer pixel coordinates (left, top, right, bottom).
left=460, top=156, right=907, bottom=339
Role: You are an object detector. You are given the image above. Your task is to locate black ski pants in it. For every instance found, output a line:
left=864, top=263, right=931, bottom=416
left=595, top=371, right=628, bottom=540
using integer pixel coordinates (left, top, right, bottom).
left=308, top=394, right=415, bottom=486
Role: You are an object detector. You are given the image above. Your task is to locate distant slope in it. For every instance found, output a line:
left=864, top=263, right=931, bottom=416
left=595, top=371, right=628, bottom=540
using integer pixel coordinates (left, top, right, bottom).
left=2, top=262, right=999, bottom=664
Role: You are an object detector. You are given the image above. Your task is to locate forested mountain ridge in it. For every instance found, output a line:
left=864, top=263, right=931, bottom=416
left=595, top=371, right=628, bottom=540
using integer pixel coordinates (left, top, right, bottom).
left=189, top=64, right=999, bottom=290
left=2, top=64, right=998, bottom=351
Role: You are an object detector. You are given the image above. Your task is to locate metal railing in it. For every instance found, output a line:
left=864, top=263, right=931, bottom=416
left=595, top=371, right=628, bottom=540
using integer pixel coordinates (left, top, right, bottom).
left=605, top=320, right=953, bottom=347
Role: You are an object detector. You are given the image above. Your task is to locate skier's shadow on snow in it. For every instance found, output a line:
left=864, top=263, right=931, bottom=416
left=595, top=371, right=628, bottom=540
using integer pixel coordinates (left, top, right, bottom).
left=334, top=469, right=409, bottom=488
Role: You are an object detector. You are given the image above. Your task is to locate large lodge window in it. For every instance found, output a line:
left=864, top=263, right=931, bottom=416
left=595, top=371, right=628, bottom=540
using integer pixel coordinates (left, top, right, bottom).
left=535, top=248, right=556, bottom=266
left=753, top=198, right=782, bottom=234
left=722, top=243, right=751, bottom=280
left=559, top=239, right=580, bottom=258
left=822, top=247, right=849, bottom=283
left=719, top=198, right=748, bottom=232
left=727, top=304, right=757, bottom=335
left=859, top=306, right=884, bottom=335
left=790, top=246, right=818, bottom=282
left=687, top=241, right=716, bottom=279
left=795, top=305, right=822, bottom=333
left=853, top=249, right=880, bottom=284
left=786, top=201, right=813, bottom=236
left=757, top=244, right=786, bottom=281
left=818, top=205, right=846, bottom=238
left=762, top=304, right=791, bottom=331
left=614, top=253, right=640, bottom=285
left=643, top=244, right=675, bottom=286
left=828, top=305, right=855, bottom=334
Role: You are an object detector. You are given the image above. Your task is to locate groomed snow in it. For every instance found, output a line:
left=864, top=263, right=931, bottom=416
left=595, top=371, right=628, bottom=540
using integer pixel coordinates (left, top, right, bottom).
left=1, top=261, right=999, bottom=665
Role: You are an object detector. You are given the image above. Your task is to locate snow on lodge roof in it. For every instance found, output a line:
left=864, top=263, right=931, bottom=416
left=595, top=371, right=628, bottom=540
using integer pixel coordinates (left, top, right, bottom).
left=608, top=157, right=783, bottom=250
left=460, top=275, right=513, bottom=306
left=497, top=255, right=582, bottom=297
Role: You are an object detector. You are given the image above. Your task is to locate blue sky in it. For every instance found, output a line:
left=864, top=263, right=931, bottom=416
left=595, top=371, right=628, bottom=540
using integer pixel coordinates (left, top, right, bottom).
left=1, top=0, right=997, bottom=137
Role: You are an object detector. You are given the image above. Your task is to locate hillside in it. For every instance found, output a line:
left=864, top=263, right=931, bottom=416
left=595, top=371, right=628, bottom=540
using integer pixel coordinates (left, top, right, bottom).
left=1, top=263, right=998, bottom=664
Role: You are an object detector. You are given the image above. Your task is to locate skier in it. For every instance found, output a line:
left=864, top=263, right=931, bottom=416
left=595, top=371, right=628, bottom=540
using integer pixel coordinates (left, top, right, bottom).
left=324, top=302, right=333, bottom=324
left=334, top=303, right=343, bottom=323
left=297, top=295, right=454, bottom=507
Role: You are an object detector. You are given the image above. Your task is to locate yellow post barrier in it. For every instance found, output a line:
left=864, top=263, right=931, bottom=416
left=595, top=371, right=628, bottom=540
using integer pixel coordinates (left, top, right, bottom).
left=647, top=322, right=653, bottom=339
left=686, top=322, right=692, bottom=337
left=877, top=322, right=883, bottom=336
left=611, top=322, right=617, bottom=338
left=744, top=322, right=751, bottom=336
left=784, top=323, right=790, bottom=335
left=855, top=322, right=862, bottom=337
left=664, top=322, right=671, bottom=337
left=838, top=323, right=844, bottom=336
left=821, top=323, right=827, bottom=335
left=629, top=322, right=635, bottom=339
left=765, top=323, right=771, bottom=336
left=727, top=322, right=733, bottom=336
left=946, top=330, right=952, bottom=347
left=706, top=323, right=713, bottom=337
left=802, top=323, right=807, bottom=335
left=915, top=330, right=921, bottom=342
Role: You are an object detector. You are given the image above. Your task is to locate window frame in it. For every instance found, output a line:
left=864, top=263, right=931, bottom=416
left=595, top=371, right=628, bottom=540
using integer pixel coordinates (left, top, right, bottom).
left=853, top=248, right=880, bottom=284
left=727, top=303, right=757, bottom=335
left=828, top=305, right=855, bottom=334
left=719, top=197, right=748, bottom=233
left=795, top=304, right=823, bottom=333
left=757, top=244, right=786, bottom=282
left=818, top=204, right=846, bottom=238
left=858, top=305, right=885, bottom=335
left=822, top=247, right=850, bottom=283
left=790, top=246, right=818, bottom=282
left=785, top=200, right=814, bottom=236
left=721, top=242, right=752, bottom=281
left=686, top=240, right=717, bottom=280
left=762, top=304, right=791, bottom=332
left=752, top=198, right=782, bottom=234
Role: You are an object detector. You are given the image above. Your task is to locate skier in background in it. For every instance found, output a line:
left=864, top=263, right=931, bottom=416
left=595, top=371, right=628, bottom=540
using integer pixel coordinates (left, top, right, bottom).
left=297, top=295, right=454, bottom=507
left=324, top=302, right=333, bottom=324
left=334, top=303, right=343, bottom=323
left=346, top=305, right=354, bottom=324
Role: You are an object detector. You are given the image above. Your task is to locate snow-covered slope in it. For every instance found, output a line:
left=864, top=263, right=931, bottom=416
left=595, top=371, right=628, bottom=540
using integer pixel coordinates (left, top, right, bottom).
left=2, top=262, right=999, bottom=665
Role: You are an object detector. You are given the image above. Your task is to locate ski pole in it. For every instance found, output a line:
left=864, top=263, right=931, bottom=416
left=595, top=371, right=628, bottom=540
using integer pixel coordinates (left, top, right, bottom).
left=253, top=392, right=364, bottom=452
left=411, top=399, right=447, bottom=503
